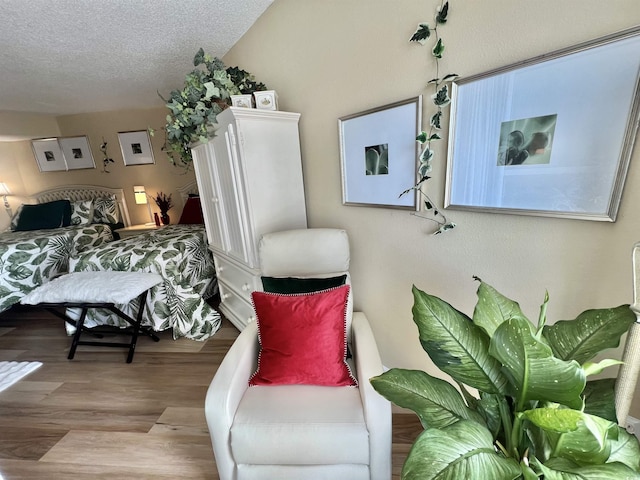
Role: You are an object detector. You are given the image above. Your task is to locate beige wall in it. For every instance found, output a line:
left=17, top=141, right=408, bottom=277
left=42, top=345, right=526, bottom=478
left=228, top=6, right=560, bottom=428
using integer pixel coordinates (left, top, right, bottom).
left=0, top=108, right=196, bottom=230
left=224, top=0, right=640, bottom=373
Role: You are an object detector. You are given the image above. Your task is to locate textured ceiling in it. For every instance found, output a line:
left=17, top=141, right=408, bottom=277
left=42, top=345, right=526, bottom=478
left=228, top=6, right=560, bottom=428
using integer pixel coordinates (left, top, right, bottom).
left=0, top=0, right=273, bottom=116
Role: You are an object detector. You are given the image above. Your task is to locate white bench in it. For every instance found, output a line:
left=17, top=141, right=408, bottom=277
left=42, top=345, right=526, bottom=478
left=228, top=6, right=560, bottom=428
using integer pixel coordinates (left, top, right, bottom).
left=21, top=271, right=163, bottom=363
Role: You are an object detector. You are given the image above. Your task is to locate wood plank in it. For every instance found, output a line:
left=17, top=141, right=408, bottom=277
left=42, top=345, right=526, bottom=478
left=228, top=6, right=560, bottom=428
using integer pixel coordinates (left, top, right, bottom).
left=0, top=304, right=421, bottom=478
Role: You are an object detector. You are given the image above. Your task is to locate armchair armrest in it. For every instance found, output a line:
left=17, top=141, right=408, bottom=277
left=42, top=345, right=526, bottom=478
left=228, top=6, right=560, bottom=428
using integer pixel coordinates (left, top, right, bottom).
left=351, top=311, right=392, bottom=480
left=205, top=321, right=259, bottom=480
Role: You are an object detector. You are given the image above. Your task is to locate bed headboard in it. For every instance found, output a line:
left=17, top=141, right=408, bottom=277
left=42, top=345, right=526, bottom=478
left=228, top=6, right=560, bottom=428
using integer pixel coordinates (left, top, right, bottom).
left=32, top=184, right=131, bottom=227
left=177, top=180, right=199, bottom=202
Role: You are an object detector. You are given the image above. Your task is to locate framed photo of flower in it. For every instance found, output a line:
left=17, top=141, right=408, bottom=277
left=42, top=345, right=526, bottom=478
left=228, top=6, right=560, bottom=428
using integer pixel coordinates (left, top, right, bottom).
left=31, top=138, right=67, bottom=172
left=59, top=136, right=95, bottom=170
left=338, top=96, right=421, bottom=210
left=118, top=130, right=155, bottom=166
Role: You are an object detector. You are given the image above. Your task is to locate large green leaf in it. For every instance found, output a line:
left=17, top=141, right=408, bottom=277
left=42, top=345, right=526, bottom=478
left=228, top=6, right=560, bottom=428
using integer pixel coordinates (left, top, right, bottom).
left=370, top=368, right=484, bottom=429
left=402, top=420, right=521, bottom=480
left=583, top=378, right=617, bottom=422
left=608, top=426, right=640, bottom=471
left=490, top=317, right=585, bottom=410
left=535, top=457, right=640, bottom=479
left=543, top=305, right=635, bottom=364
left=527, top=409, right=616, bottom=465
left=473, top=279, right=529, bottom=338
left=412, top=286, right=508, bottom=394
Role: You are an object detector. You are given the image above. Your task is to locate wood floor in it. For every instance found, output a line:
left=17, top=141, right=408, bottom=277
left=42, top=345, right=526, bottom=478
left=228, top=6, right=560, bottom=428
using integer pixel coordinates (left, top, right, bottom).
left=0, top=303, right=422, bottom=479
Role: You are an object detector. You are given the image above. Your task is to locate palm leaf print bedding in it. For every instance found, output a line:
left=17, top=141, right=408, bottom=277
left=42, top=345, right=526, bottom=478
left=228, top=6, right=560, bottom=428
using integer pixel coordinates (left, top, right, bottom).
left=0, top=224, right=113, bottom=313
left=68, top=224, right=221, bottom=340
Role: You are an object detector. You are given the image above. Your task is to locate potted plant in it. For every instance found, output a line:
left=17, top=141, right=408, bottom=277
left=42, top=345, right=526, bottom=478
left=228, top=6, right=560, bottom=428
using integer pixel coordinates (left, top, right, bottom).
left=371, top=278, right=640, bottom=479
left=153, top=192, right=173, bottom=225
left=157, top=48, right=267, bottom=167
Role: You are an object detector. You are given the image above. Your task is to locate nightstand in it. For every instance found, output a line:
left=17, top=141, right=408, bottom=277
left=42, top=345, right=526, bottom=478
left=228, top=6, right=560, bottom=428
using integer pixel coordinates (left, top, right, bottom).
left=114, top=224, right=160, bottom=239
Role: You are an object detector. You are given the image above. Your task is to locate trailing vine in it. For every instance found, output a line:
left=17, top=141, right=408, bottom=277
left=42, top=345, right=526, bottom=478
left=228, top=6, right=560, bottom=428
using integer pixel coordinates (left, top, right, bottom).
left=403, top=1, right=457, bottom=234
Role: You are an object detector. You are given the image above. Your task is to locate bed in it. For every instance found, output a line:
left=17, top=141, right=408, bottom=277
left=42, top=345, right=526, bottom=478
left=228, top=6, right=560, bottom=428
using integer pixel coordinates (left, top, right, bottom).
left=2, top=182, right=221, bottom=341
left=0, top=185, right=129, bottom=313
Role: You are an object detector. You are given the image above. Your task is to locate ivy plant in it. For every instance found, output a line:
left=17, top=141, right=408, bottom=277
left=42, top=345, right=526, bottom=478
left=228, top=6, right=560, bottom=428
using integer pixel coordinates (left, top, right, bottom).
left=403, top=1, right=457, bottom=234
left=156, top=48, right=266, bottom=166
left=371, top=278, right=640, bottom=479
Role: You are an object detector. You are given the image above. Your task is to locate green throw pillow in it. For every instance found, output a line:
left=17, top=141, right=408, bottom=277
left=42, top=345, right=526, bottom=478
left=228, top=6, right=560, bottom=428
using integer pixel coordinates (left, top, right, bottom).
left=14, top=200, right=72, bottom=231
left=261, top=274, right=347, bottom=294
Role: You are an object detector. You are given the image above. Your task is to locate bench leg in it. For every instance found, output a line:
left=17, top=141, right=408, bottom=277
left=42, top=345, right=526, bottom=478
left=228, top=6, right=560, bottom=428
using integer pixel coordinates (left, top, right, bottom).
left=126, top=290, right=149, bottom=363
left=68, top=307, right=89, bottom=360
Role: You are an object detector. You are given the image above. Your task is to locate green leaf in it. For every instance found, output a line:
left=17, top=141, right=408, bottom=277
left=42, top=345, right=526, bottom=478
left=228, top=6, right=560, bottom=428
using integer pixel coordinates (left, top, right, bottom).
left=442, top=73, right=460, bottom=82
left=472, top=279, right=529, bottom=338
left=608, top=426, right=640, bottom=471
left=416, top=131, right=428, bottom=143
left=432, top=85, right=451, bottom=106
left=370, top=368, right=484, bottom=430
left=193, top=47, right=205, bottom=66
left=432, top=38, right=445, bottom=58
left=412, top=286, right=508, bottom=394
left=435, top=2, right=449, bottom=24
left=535, top=457, right=640, bottom=479
left=430, top=111, right=442, bottom=129
left=583, top=359, right=623, bottom=377
left=402, top=420, right=522, bottom=480
left=539, top=410, right=617, bottom=465
left=543, top=305, right=635, bottom=364
left=490, top=317, right=585, bottom=410
left=583, top=378, right=616, bottom=422
left=409, top=23, right=431, bottom=45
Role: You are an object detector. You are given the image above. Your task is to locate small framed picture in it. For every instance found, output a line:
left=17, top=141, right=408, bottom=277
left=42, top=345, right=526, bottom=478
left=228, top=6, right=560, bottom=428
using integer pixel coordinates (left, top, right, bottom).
left=118, top=130, right=155, bottom=166
left=231, top=94, right=254, bottom=108
left=31, top=138, right=67, bottom=172
left=59, top=136, right=95, bottom=170
left=254, top=90, right=278, bottom=111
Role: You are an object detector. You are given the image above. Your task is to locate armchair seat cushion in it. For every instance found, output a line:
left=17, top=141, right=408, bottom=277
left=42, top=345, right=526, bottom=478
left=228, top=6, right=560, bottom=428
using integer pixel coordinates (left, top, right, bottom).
left=231, top=384, right=369, bottom=465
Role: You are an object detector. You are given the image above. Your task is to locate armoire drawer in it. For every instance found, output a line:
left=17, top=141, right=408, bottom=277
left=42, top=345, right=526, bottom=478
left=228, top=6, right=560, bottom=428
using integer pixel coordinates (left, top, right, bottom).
left=218, top=280, right=257, bottom=330
left=214, top=254, right=261, bottom=303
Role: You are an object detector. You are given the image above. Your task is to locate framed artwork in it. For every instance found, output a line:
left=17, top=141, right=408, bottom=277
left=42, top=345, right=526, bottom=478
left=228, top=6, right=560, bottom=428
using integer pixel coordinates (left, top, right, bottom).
left=58, top=136, right=95, bottom=170
left=446, top=26, right=640, bottom=222
left=31, top=138, right=67, bottom=172
left=118, top=130, right=155, bottom=166
left=339, top=96, right=422, bottom=210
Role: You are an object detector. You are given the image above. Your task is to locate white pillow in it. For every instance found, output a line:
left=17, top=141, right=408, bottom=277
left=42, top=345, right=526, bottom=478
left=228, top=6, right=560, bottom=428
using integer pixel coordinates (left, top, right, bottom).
left=70, top=199, right=94, bottom=226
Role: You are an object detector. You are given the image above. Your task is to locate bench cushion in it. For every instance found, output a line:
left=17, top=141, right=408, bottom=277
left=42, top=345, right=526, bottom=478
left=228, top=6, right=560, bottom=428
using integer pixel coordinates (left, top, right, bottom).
left=20, top=271, right=163, bottom=305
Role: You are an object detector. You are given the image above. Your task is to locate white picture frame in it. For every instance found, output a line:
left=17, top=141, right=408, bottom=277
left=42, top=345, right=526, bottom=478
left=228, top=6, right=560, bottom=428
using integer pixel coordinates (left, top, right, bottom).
left=338, top=96, right=421, bottom=210
left=58, top=136, right=95, bottom=170
left=445, top=26, right=640, bottom=222
left=118, top=130, right=155, bottom=166
left=31, top=138, right=67, bottom=172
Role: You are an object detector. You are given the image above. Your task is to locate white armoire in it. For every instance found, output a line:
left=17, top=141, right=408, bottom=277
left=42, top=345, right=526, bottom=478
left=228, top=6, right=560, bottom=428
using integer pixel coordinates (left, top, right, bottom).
left=191, top=107, right=308, bottom=331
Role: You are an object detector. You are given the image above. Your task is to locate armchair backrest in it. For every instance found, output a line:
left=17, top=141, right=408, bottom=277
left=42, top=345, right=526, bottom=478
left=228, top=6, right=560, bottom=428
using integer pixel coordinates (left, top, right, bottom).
left=258, top=228, right=354, bottom=341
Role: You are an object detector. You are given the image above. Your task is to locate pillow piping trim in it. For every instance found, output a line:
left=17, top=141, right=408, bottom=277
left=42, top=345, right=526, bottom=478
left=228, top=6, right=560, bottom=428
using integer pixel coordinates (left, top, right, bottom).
left=249, top=285, right=358, bottom=387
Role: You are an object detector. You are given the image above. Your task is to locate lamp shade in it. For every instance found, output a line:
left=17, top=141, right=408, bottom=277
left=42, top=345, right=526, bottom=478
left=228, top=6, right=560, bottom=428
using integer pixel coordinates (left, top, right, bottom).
left=133, top=185, right=147, bottom=205
left=0, top=183, right=10, bottom=196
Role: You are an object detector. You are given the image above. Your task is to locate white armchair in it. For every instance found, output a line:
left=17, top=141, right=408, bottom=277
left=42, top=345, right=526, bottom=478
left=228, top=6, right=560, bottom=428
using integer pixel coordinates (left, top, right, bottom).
left=205, top=228, right=391, bottom=480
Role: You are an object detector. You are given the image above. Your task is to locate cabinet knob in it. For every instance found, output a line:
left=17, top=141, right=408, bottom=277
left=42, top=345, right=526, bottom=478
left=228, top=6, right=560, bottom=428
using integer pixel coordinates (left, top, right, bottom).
left=212, top=197, right=219, bottom=204
left=241, top=283, right=251, bottom=292
left=222, top=293, right=230, bottom=300
left=218, top=266, right=224, bottom=273
left=248, top=316, right=256, bottom=323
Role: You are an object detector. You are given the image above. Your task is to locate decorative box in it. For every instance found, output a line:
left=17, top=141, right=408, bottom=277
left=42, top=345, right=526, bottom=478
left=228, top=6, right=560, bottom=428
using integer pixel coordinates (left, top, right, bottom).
left=254, top=90, right=278, bottom=111
left=230, top=95, right=253, bottom=108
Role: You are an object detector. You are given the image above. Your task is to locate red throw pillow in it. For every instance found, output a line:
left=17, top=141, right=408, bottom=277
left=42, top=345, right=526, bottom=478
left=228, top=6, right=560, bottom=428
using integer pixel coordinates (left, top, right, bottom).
left=178, top=197, right=204, bottom=224
left=249, top=285, right=357, bottom=387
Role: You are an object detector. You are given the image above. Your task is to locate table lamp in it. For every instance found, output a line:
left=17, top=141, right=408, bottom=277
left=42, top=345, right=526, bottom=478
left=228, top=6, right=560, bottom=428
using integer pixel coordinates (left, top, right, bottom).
left=133, top=185, right=154, bottom=225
